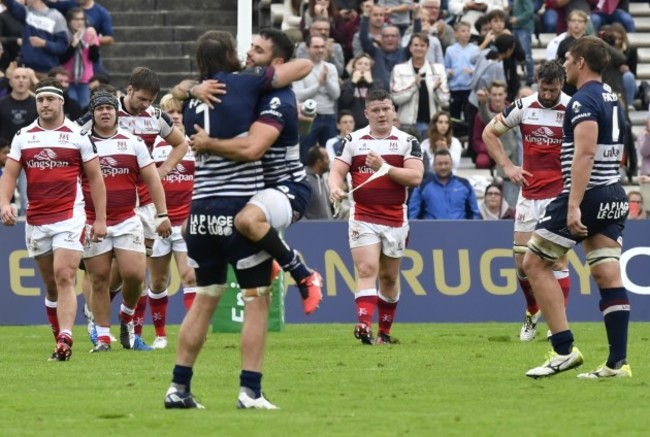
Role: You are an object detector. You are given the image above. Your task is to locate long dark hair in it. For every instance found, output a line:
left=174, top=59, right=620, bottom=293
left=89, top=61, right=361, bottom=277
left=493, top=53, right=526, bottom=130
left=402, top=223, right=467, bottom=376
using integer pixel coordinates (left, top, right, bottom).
left=427, top=111, right=453, bottom=151
left=196, top=30, right=242, bottom=80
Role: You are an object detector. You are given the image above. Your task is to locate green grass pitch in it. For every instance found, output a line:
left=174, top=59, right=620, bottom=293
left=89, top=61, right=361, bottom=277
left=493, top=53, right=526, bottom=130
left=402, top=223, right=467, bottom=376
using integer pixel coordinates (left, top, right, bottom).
left=1, top=323, right=649, bottom=437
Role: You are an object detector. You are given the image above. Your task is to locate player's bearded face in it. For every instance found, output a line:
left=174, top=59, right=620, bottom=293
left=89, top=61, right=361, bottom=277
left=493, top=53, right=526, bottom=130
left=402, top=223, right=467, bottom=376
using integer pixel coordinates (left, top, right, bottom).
left=36, top=95, right=63, bottom=123
left=538, top=81, right=562, bottom=108
left=246, top=36, right=274, bottom=69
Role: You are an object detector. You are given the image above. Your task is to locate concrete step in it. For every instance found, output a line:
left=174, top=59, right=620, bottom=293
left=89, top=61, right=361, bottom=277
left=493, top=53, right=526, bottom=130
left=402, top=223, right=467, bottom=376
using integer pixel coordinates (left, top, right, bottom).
left=111, top=10, right=236, bottom=27
left=103, top=57, right=193, bottom=74
left=107, top=0, right=235, bottom=11
left=636, top=17, right=650, bottom=32
left=637, top=64, right=650, bottom=80
left=113, top=25, right=230, bottom=43
left=103, top=41, right=196, bottom=59
left=629, top=110, right=648, bottom=126
left=630, top=2, right=650, bottom=17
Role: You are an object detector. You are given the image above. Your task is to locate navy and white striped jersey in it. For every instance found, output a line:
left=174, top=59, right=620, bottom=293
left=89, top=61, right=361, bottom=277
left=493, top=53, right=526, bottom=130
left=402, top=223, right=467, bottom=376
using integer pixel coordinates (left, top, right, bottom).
left=183, top=67, right=275, bottom=199
left=256, top=87, right=306, bottom=185
left=561, top=81, right=625, bottom=193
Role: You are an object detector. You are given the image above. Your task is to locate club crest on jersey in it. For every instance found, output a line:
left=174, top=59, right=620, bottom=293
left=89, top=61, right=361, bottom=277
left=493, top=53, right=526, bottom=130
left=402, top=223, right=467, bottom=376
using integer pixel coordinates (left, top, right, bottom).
left=58, top=133, right=69, bottom=143
left=556, top=112, right=564, bottom=123
left=117, top=140, right=128, bottom=151
left=389, top=141, right=398, bottom=151
left=572, top=101, right=581, bottom=112
left=269, top=97, right=281, bottom=109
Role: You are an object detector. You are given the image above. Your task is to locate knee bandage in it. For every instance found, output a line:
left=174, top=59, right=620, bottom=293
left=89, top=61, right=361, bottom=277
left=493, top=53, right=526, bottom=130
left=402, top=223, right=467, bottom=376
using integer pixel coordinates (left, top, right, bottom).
left=527, top=235, right=567, bottom=262
left=242, top=286, right=272, bottom=303
left=513, top=244, right=528, bottom=255
left=585, top=247, right=621, bottom=267
left=196, top=284, right=227, bottom=298
left=145, top=245, right=153, bottom=257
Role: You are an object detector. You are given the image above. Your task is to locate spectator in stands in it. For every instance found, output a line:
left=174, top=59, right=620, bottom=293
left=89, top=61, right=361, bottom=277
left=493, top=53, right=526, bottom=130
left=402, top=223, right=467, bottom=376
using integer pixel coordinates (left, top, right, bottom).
left=380, top=0, right=415, bottom=36
left=609, top=22, right=637, bottom=111
left=480, top=9, right=525, bottom=101
left=88, top=72, right=109, bottom=91
left=46, top=0, right=114, bottom=77
left=282, top=0, right=305, bottom=44
left=391, top=32, right=449, bottom=140
left=333, top=1, right=360, bottom=62
left=627, top=190, right=647, bottom=219
left=408, top=149, right=481, bottom=219
left=471, top=14, right=491, bottom=45
left=473, top=80, right=509, bottom=170
left=545, top=0, right=596, bottom=36
left=47, top=66, right=83, bottom=120
left=591, top=0, right=634, bottom=34
left=339, top=54, right=380, bottom=129
left=467, top=33, right=514, bottom=162
left=421, top=111, right=463, bottom=175
left=421, top=0, right=456, bottom=52
left=352, top=1, right=384, bottom=57
left=598, top=25, right=628, bottom=106
left=325, top=110, right=355, bottom=163
left=60, top=7, right=98, bottom=109
left=0, top=4, right=23, bottom=71
left=301, top=0, right=344, bottom=43
left=0, top=66, right=38, bottom=216
left=359, top=0, right=421, bottom=91
left=511, top=0, right=535, bottom=86
left=556, top=9, right=589, bottom=64
left=296, top=17, right=345, bottom=76
left=479, top=182, right=515, bottom=219
left=449, top=0, right=507, bottom=36
left=4, top=0, right=69, bottom=75
left=445, top=21, right=479, bottom=126
left=304, top=145, right=333, bottom=219
left=294, top=34, right=340, bottom=162
left=401, top=7, right=444, bottom=65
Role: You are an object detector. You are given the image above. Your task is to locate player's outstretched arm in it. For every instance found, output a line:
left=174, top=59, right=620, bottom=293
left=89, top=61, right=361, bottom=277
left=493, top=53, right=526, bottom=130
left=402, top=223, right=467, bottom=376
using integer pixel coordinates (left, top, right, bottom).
left=82, top=157, right=107, bottom=241
left=0, top=159, right=20, bottom=226
left=140, top=164, right=172, bottom=238
left=328, top=159, right=350, bottom=203
left=483, top=115, right=531, bottom=185
left=272, top=59, right=313, bottom=88
left=190, top=121, right=279, bottom=162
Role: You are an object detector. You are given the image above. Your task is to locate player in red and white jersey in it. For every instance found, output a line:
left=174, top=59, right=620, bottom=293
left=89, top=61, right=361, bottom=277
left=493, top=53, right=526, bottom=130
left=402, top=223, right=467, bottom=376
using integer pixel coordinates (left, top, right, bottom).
left=147, top=94, right=197, bottom=350
left=0, top=78, right=107, bottom=361
left=329, top=89, right=423, bottom=345
left=81, top=91, right=171, bottom=353
left=483, top=60, right=572, bottom=341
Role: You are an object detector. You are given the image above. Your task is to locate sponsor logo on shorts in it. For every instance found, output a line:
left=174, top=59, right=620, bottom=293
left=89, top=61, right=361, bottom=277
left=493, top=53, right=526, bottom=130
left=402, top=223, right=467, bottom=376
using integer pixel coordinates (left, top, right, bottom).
left=596, top=201, right=628, bottom=220
left=189, top=214, right=233, bottom=236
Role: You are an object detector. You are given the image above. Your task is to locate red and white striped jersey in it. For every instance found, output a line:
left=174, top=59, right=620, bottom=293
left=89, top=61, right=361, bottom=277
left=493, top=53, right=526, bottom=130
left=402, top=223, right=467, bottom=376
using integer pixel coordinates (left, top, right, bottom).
left=151, top=136, right=194, bottom=226
left=8, top=118, right=97, bottom=226
left=336, top=126, right=422, bottom=227
left=82, top=129, right=154, bottom=226
left=499, top=92, right=570, bottom=200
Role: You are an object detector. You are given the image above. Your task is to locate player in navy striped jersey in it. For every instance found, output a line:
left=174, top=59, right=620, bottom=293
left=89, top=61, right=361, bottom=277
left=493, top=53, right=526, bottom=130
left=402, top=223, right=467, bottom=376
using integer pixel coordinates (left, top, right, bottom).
left=165, top=30, right=312, bottom=410
left=524, top=37, right=632, bottom=379
left=189, top=28, right=323, bottom=316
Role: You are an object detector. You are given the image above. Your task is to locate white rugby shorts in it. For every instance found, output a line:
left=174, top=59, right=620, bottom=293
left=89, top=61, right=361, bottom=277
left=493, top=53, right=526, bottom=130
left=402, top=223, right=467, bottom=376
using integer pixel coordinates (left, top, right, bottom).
left=151, top=225, right=187, bottom=257
left=514, top=195, right=555, bottom=233
left=135, top=202, right=157, bottom=240
left=348, top=218, right=409, bottom=258
left=25, top=212, right=86, bottom=257
left=83, top=215, right=145, bottom=258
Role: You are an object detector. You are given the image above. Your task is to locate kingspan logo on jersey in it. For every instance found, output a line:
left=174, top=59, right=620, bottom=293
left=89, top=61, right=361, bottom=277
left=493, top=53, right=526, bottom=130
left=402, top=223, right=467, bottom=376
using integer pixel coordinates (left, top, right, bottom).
left=25, top=148, right=70, bottom=170
left=100, top=156, right=129, bottom=177
left=165, top=163, right=193, bottom=183
left=524, top=126, right=562, bottom=146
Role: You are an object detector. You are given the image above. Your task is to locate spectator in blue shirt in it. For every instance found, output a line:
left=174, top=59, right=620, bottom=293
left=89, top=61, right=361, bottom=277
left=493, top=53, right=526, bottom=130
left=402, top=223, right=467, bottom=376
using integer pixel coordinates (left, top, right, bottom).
left=408, top=149, right=481, bottom=219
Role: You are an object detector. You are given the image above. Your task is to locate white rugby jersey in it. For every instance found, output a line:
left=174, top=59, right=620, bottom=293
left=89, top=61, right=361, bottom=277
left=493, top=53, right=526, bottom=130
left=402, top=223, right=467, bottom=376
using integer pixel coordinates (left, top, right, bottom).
left=8, top=118, right=97, bottom=226
left=82, top=129, right=153, bottom=226
left=152, top=136, right=194, bottom=225
left=336, top=126, right=422, bottom=227
left=499, top=92, right=570, bottom=200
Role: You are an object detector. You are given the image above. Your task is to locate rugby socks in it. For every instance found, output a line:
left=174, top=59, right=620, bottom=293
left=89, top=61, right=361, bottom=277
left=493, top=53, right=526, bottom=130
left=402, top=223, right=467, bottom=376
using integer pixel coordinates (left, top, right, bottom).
left=256, top=228, right=311, bottom=281
left=377, top=293, right=399, bottom=336
left=96, top=325, right=111, bottom=345
left=549, top=330, right=574, bottom=356
left=148, top=289, right=168, bottom=337
left=172, top=365, right=193, bottom=393
left=45, top=298, right=59, bottom=340
left=57, top=330, right=73, bottom=347
left=599, top=287, right=630, bottom=368
left=553, top=270, right=571, bottom=308
left=517, top=274, right=539, bottom=315
left=134, top=290, right=148, bottom=336
left=183, top=287, right=197, bottom=311
left=240, top=370, right=262, bottom=398
left=355, top=289, right=378, bottom=327
left=120, top=303, right=135, bottom=324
